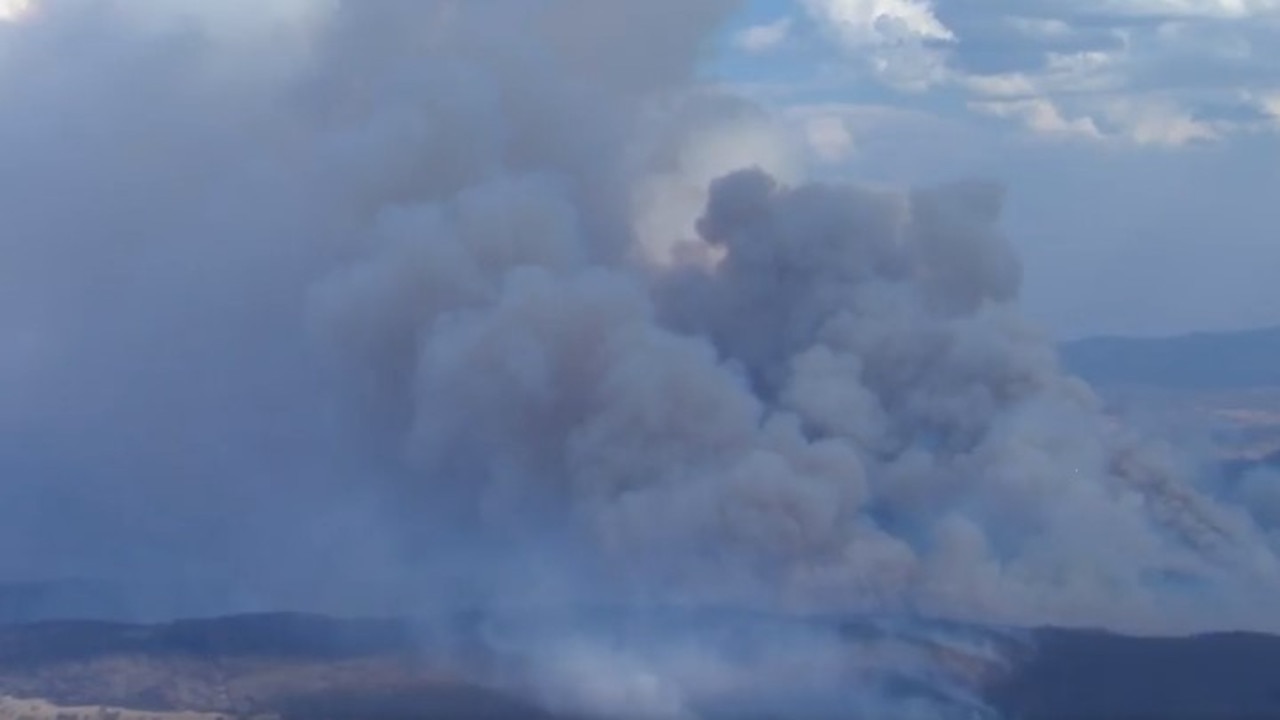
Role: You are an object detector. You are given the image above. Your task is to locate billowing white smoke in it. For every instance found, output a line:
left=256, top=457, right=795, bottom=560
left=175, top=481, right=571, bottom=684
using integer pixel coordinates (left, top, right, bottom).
left=2, top=0, right=1279, bottom=717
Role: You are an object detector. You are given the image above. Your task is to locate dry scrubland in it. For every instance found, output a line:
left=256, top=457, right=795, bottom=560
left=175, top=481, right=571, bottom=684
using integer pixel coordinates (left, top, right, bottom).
left=0, top=616, right=552, bottom=720
left=0, top=695, right=253, bottom=720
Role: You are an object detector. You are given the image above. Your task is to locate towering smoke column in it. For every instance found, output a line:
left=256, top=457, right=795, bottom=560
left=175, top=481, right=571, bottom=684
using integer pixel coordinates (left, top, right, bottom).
left=2, top=0, right=1280, bottom=717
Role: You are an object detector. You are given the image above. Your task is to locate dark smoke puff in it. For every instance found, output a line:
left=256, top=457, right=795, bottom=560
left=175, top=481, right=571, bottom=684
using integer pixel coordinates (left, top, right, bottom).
left=681, top=167, right=1280, bottom=630
left=311, top=173, right=588, bottom=440
left=404, top=267, right=656, bottom=509
left=392, top=261, right=891, bottom=608
left=906, top=180, right=1020, bottom=314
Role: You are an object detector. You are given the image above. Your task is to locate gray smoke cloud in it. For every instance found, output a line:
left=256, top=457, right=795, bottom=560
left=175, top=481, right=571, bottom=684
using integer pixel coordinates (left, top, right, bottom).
left=2, top=1, right=1280, bottom=717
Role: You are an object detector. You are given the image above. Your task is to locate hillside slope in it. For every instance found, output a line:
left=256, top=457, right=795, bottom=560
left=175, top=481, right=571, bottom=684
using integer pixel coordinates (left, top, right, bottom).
left=1061, top=325, right=1280, bottom=390
left=0, top=613, right=1277, bottom=719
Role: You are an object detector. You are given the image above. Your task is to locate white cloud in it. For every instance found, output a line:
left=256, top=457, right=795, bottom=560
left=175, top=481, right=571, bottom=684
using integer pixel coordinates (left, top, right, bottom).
left=1258, top=91, right=1280, bottom=124
left=970, top=98, right=1102, bottom=139
left=1100, top=97, right=1220, bottom=146
left=1044, top=50, right=1120, bottom=79
left=963, top=49, right=1126, bottom=101
left=777, top=101, right=981, bottom=179
left=713, top=1, right=1280, bottom=339
left=805, top=0, right=954, bottom=46
left=1003, top=16, right=1074, bottom=39
left=763, top=0, right=1280, bottom=146
left=802, top=0, right=955, bottom=90
left=0, top=0, right=30, bottom=22
left=801, top=113, right=856, bottom=162
left=734, top=16, right=793, bottom=53
left=1093, top=0, right=1280, bottom=19
left=971, top=94, right=1217, bottom=147
left=962, top=73, right=1040, bottom=99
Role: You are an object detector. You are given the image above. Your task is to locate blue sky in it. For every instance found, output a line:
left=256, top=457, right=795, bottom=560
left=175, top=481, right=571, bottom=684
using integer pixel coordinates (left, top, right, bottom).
left=705, top=0, right=1280, bottom=338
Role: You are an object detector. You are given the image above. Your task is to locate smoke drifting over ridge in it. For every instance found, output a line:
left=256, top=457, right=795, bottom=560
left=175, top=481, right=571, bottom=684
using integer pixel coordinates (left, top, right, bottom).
left=2, top=0, right=1280, bottom=716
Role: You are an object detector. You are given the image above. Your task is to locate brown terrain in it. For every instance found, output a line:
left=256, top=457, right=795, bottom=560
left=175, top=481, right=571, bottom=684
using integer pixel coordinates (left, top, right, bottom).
left=0, top=615, right=555, bottom=720
left=1097, top=384, right=1280, bottom=462
left=1060, top=324, right=1280, bottom=462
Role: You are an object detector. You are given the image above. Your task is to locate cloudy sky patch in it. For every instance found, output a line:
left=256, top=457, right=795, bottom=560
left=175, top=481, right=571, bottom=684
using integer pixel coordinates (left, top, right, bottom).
left=726, top=0, right=1280, bottom=145
left=714, top=0, right=1280, bottom=337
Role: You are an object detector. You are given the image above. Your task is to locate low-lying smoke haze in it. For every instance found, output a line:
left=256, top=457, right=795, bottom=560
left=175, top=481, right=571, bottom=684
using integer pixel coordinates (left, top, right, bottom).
left=2, top=1, right=1279, bottom=718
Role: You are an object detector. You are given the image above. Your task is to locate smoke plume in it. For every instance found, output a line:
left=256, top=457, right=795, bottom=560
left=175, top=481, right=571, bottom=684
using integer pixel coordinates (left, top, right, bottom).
left=2, top=1, right=1279, bottom=717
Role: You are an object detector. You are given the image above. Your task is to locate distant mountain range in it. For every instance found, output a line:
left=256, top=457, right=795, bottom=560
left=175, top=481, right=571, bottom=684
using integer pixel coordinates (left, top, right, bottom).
left=1060, top=325, right=1280, bottom=390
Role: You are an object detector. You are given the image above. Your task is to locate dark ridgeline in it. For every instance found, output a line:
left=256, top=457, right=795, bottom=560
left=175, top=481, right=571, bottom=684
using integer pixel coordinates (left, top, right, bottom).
left=1060, top=325, right=1280, bottom=391
left=0, top=613, right=416, bottom=668
left=990, top=628, right=1280, bottom=720
left=0, top=611, right=1277, bottom=719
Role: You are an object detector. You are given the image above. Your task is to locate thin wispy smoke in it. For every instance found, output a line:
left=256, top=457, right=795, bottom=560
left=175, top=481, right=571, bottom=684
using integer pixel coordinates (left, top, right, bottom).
left=1, top=1, right=1278, bottom=718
